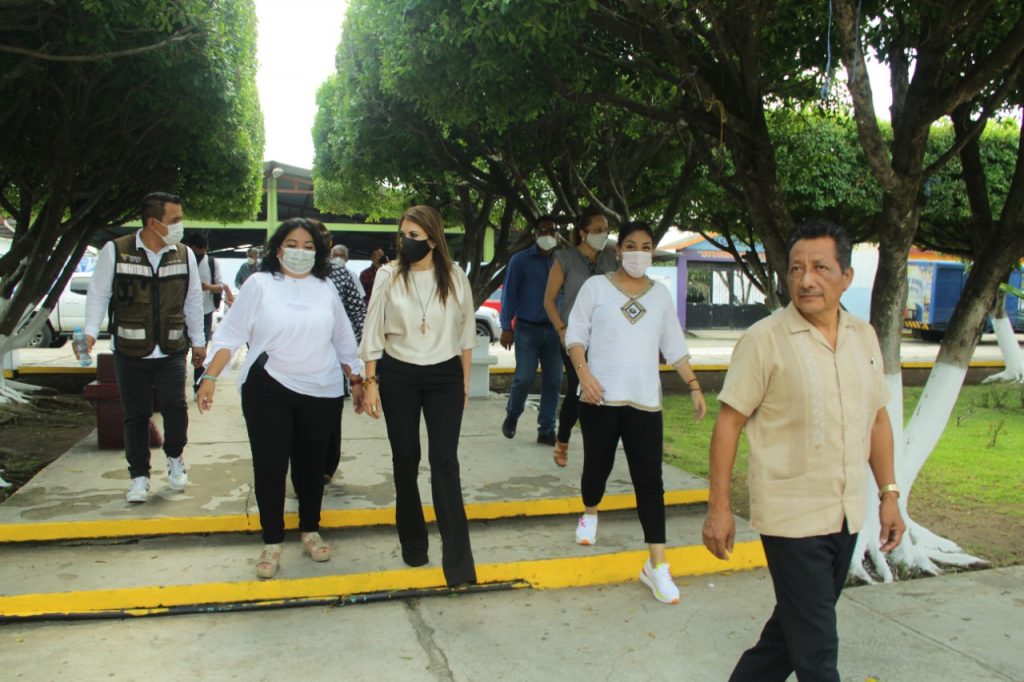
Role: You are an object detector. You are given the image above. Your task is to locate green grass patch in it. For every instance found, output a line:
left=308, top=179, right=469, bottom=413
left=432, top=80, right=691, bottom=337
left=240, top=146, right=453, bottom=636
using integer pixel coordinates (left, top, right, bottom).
left=663, top=384, right=1024, bottom=566
left=907, top=384, right=1024, bottom=516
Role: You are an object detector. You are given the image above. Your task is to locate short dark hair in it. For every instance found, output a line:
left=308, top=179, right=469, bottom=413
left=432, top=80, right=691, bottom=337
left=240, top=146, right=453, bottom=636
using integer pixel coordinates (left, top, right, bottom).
left=786, top=219, right=852, bottom=271
left=534, top=214, right=558, bottom=230
left=183, top=232, right=208, bottom=249
left=261, top=218, right=330, bottom=280
left=141, top=192, right=181, bottom=226
left=619, top=220, right=655, bottom=244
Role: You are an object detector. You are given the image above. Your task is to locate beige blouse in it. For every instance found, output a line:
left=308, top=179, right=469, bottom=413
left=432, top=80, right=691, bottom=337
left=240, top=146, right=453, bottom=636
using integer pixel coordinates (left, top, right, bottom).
left=358, top=263, right=477, bottom=365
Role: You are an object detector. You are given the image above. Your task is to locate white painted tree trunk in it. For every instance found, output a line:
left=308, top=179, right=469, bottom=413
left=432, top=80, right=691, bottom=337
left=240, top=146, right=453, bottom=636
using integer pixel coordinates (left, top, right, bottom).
left=850, top=364, right=985, bottom=583
left=0, top=307, right=51, bottom=405
left=981, top=315, right=1024, bottom=383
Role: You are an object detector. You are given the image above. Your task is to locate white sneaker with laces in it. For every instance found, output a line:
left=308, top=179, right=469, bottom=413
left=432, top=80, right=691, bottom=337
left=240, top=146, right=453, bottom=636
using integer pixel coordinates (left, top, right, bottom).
left=126, top=476, right=150, bottom=503
left=575, top=513, right=598, bottom=546
left=640, top=559, right=680, bottom=604
left=167, top=456, right=188, bottom=491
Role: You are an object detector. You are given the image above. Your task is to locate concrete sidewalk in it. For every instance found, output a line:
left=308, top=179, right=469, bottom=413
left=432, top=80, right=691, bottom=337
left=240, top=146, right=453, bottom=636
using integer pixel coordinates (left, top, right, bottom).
left=2, top=566, right=1020, bottom=681
left=2, top=337, right=1021, bottom=679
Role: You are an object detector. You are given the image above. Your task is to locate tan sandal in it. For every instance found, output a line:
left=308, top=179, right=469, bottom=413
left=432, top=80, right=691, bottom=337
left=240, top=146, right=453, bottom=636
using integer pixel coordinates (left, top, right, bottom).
left=301, top=532, right=331, bottom=562
left=553, top=440, right=568, bottom=467
left=256, top=544, right=282, bottom=579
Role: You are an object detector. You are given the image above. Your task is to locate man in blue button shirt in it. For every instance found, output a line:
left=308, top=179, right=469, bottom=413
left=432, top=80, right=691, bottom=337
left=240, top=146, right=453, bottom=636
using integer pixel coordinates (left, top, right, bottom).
left=500, top=215, right=564, bottom=445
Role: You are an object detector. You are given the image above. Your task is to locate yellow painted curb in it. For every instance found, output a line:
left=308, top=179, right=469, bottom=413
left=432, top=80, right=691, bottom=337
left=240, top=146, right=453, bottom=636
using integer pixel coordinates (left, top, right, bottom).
left=7, top=358, right=1005, bottom=380
left=0, top=489, right=708, bottom=543
left=14, top=365, right=96, bottom=376
left=0, top=540, right=764, bottom=620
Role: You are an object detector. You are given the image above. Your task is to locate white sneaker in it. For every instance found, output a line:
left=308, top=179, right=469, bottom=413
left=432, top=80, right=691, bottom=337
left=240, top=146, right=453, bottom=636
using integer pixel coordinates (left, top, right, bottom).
left=640, top=559, right=680, bottom=604
left=167, top=456, right=188, bottom=491
left=575, top=513, right=598, bottom=546
left=126, top=476, right=150, bottom=503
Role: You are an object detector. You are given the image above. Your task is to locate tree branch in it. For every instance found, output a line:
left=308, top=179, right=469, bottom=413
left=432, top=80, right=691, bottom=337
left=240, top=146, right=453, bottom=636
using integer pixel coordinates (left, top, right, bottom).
left=0, top=30, right=199, bottom=62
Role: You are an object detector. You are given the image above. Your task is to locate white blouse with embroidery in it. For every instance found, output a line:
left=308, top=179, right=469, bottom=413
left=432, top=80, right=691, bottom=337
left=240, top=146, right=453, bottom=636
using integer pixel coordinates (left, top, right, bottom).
left=566, top=274, right=690, bottom=411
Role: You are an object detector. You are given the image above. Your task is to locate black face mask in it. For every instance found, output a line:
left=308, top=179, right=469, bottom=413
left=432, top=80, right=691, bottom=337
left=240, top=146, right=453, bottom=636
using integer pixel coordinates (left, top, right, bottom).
left=401, top=236, right=432, bottom=263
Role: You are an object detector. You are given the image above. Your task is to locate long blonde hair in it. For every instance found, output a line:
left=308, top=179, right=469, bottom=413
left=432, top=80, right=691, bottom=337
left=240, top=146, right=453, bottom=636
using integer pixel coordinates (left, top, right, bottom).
left=395, top=205, right=456, bottom=305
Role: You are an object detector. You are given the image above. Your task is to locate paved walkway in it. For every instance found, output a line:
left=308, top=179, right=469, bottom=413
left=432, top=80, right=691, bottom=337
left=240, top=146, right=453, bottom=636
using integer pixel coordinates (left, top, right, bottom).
left=1, top=333, right=1020, bottom=680
left=4, top=566, right=1021, bottom=681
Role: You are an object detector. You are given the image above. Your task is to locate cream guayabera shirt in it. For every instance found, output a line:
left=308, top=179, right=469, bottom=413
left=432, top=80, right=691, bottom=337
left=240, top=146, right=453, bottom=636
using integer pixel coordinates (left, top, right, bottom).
left=718, top=304, right=889, bottom=538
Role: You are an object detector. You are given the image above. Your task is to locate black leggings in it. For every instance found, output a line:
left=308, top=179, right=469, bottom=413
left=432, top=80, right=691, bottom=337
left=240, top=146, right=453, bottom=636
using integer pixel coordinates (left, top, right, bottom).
left=556, top=347, right=580, bottom=443
left=241, top=363, right=342, bottom=544
left=379, top=353, right=476, bottom=587
left=578, top=403, right=666, bottom=544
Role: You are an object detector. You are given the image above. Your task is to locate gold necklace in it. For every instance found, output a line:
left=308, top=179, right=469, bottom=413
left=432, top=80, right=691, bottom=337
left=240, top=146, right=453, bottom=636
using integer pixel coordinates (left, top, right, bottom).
left=411, top=271, right=437, bottom=335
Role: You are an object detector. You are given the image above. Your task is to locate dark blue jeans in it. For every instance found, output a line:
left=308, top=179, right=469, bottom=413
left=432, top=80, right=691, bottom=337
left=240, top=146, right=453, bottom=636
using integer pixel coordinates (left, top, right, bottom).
left=504, top=320, right=563, bottom=434
left=112, top=350, right=188, bottom=479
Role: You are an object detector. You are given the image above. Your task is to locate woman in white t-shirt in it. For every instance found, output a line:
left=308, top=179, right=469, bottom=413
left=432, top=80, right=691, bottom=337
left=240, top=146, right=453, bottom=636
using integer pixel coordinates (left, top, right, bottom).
left=195, top=218, right=363, bottom=579
left=359, top=205, right=477, bottom=588
left=565, top=220, right=706, bottom=605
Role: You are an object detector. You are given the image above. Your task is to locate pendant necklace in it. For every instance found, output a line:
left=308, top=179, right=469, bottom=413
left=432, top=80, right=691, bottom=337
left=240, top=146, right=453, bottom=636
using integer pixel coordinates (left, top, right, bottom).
left=411, top=272, right=436, bottom=335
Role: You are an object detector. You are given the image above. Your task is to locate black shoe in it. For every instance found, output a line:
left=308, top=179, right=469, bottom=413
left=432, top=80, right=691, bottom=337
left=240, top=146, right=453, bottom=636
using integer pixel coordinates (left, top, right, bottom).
left=501, top=415, right=517, bottom=439
left=537, top=431, right=556, bottom=446
left=402, top=548, right=429, bottom=568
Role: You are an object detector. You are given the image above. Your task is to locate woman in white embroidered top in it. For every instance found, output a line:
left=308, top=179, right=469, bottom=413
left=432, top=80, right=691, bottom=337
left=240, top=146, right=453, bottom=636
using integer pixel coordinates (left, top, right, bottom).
left=565, top=220, right=707, bottom=605
left=195, top=218, right=363, bottom=579
left=359, top=205, right=477, bottom=587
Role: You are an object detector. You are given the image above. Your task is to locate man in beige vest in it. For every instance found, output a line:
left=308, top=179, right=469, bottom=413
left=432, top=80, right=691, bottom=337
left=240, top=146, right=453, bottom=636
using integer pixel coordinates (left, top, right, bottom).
left=702, top=220, right=905, bottom=681
left=83, top=192, right=206, bottom=503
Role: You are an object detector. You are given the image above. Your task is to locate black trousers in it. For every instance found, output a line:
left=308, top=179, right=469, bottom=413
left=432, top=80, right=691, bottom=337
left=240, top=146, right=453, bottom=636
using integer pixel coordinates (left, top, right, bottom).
left=241, top=363, right=342, bottom=544
left=578, top=403, right=666, bottom=544
left=192, top=311, right=214, bottom=388
left=324, top=400, right=346, bottom=478
left=379, top=353, right=476, bottom=587
left=113, top=350, right=188, bottom=479
left=730, top=522, right=858, bottom=682
left=556, top=347, right=581, bottom=443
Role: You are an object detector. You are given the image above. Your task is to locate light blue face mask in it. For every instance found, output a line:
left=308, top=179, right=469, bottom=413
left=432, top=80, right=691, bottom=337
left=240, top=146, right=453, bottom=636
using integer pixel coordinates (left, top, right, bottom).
left=281, top=247, right=316, bottom=274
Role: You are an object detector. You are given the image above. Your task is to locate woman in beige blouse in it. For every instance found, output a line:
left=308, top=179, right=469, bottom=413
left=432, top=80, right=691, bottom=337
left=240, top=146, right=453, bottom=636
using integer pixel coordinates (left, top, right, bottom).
left=359, top=205, right=477, bottom=587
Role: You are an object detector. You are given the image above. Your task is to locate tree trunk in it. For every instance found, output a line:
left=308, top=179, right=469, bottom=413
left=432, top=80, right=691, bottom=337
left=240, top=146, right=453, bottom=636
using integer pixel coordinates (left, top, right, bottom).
left=853, top=236, right=1018, bottom=581
left=983, top=291, right=1024, bottom=383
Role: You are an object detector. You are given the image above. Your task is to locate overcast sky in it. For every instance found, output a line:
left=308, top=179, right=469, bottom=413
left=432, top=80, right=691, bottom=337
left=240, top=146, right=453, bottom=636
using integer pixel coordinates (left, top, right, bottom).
left=253, top=1, right=893, bottom=170
left=254, top=0, right=349, bottom=169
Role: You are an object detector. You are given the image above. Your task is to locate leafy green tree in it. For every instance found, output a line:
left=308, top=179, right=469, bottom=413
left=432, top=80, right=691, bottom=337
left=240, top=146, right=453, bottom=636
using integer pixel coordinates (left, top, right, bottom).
left=0, top=0, right=264, bottom=398
left=314, top=0, right=702, bottom=304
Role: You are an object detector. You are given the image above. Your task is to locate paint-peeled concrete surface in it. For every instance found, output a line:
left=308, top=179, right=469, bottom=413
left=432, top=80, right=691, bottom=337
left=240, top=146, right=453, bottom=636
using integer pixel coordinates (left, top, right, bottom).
left=3, top=566, right=1021, bottom=682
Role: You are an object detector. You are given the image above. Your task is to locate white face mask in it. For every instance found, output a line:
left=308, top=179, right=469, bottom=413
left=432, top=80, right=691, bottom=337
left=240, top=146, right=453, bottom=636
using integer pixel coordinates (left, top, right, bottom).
left=536, top=235, right=557, bottom=251
left=158, top=220, right=184, bottom=246
left=621, top=251, right=652, bottom=278
left=586, top=231, right=608, bottom=251
left=331, top=257, right=347, bottom=266
left=246, top=257, right=257, bottom=266
left=281, top=247, right=316, bottom=275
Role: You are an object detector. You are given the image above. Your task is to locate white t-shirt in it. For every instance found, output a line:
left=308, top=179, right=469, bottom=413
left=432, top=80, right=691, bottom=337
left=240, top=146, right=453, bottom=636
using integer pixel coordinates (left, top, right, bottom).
left=207, top=272, right=362, bottom=397
left=197, top=254, right=222, bottom=315
left=566, top=274, right=690, bottom=411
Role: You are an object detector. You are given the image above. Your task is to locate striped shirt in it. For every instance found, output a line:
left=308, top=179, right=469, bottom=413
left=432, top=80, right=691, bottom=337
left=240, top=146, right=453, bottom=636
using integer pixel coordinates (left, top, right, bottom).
left=554, top=246, right=618, bottom=321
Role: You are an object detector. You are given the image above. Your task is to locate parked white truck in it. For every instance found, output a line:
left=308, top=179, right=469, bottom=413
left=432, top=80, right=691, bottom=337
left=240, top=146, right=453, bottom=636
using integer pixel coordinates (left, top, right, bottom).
left=28, top=271, right=108, bottom=348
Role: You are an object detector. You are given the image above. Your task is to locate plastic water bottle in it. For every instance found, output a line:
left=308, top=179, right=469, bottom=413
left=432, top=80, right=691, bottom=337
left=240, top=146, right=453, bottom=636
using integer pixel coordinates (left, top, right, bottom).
left=72, top=326, right=92, bottom=367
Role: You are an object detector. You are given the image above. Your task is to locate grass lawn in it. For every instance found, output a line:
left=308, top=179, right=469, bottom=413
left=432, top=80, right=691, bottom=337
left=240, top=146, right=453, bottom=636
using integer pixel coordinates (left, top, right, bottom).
left=663, top=384, right=1024, bottom=567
